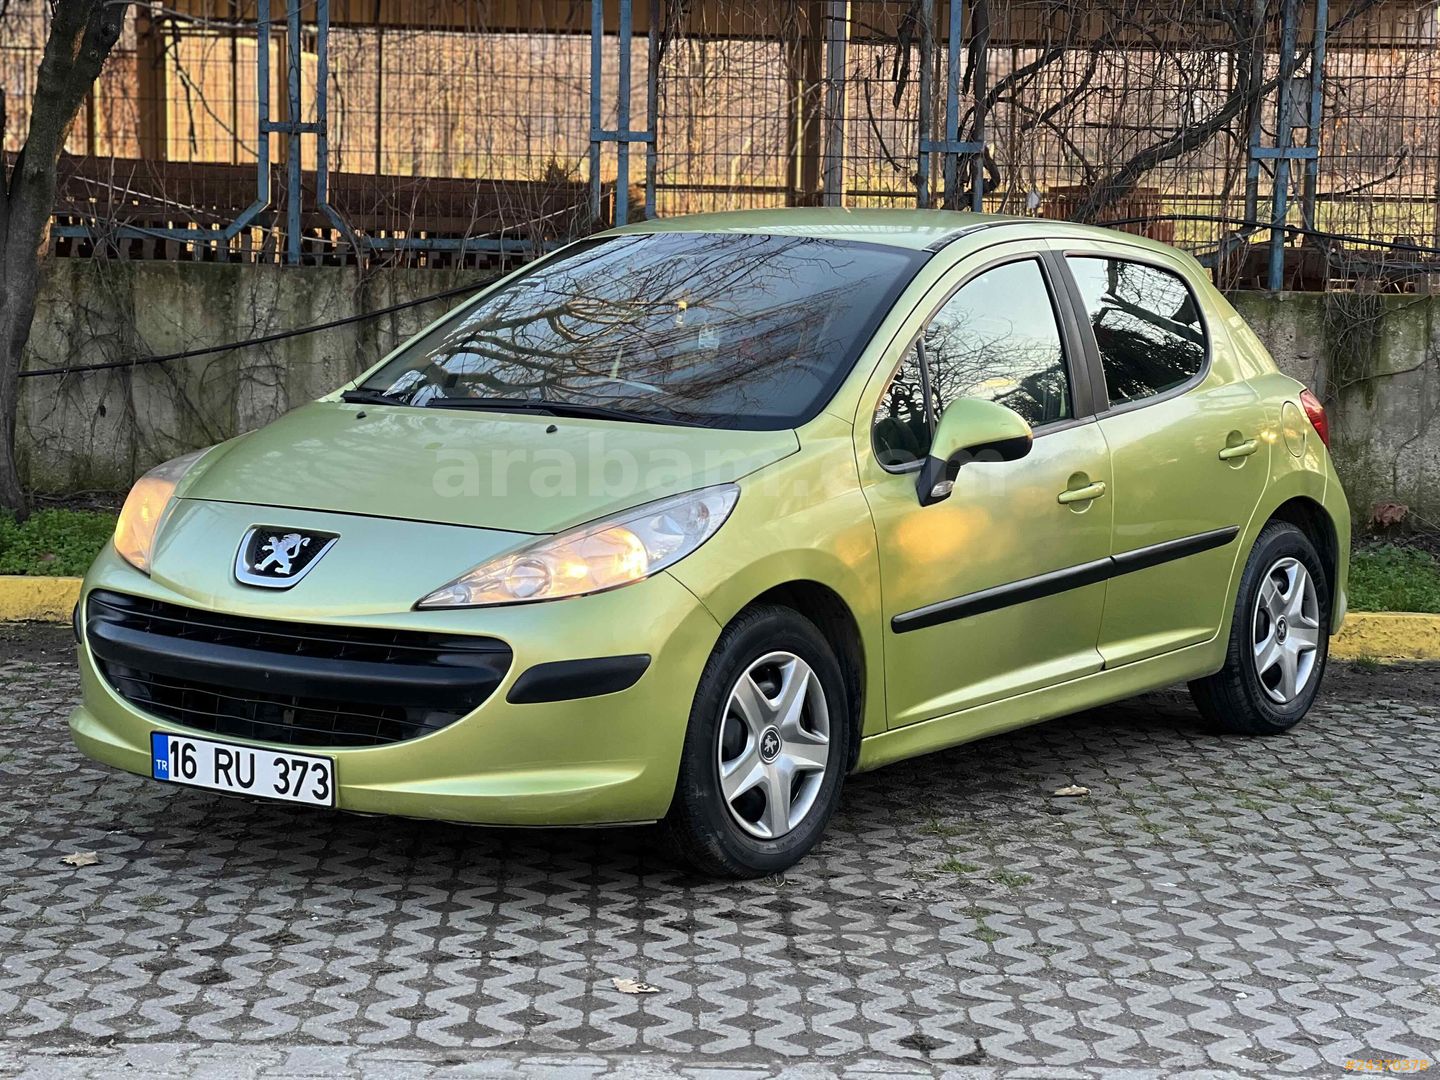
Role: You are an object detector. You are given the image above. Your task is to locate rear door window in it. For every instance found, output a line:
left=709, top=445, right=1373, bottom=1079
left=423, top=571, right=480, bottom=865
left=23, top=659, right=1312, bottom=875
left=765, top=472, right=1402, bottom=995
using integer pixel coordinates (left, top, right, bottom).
left=1066, top=257, right=1207, bottom=407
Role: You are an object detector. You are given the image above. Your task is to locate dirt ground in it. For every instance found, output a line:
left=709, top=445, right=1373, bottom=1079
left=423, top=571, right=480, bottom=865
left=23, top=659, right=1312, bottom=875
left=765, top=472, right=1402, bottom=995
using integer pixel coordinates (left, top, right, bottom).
left=0, top=621, right=76, bottom=665
left=30, top=491, right=125, bottom=514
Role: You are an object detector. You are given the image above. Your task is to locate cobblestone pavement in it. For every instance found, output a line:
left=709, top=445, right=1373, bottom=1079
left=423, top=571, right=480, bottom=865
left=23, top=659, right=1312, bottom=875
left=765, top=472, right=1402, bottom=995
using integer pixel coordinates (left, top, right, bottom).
left=0, top=1043, right=1314, bottom=1080
left=1, top=642, right=1438, bottom=1079
left=0, top=1043, right=1309, bottom=1080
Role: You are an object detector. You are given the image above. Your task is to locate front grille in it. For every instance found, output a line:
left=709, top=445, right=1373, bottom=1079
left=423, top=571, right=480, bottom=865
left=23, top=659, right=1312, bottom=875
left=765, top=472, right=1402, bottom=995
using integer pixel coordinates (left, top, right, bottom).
left=87, top=589, right=512, bottom=749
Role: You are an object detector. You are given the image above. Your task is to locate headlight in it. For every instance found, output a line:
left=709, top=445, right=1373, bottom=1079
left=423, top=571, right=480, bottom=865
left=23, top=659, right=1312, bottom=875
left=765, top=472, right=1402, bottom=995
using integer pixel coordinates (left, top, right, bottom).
left=113, top=449, right=209, bottom=573
left=417, top=483, right=740, bottom=609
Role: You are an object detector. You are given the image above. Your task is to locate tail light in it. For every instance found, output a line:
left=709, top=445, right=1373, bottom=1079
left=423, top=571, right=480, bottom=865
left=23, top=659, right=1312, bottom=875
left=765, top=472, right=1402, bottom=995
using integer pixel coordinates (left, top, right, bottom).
left=1299, top=388, right=1329, bottom=448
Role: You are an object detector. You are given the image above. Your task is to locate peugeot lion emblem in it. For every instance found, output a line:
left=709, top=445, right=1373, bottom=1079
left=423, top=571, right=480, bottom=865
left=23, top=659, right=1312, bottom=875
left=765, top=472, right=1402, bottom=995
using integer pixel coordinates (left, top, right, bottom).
left=759, top=726, right=783, bottom=763
left=234, top=527, right=338, bottom=589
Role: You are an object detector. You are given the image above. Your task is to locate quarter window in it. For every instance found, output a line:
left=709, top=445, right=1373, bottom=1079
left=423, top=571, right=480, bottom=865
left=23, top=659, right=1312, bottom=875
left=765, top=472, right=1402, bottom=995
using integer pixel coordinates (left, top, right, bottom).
left=873, top=343, right=932, bottom=467
left=872, top=258, right=1073, bottom=467
left=1067, top=257, right=1206, bottom=407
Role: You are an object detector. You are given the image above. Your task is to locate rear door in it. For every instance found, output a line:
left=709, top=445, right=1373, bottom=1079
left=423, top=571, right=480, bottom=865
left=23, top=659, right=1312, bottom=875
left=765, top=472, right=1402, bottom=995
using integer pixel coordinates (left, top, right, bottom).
left=1053, top=242, right=1270, bottom=666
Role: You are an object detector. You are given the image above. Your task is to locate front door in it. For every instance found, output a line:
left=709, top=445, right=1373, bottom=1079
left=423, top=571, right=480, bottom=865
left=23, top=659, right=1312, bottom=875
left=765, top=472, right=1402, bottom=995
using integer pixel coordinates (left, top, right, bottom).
left=860, top=252, right=1113, bottom=728
left=1057, top=247, right=1271, bottom=666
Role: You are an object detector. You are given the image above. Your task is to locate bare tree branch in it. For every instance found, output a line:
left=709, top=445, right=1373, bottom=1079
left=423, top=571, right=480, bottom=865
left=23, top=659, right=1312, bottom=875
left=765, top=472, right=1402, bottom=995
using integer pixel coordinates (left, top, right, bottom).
left=1072, top=0, right=1390, bottom=222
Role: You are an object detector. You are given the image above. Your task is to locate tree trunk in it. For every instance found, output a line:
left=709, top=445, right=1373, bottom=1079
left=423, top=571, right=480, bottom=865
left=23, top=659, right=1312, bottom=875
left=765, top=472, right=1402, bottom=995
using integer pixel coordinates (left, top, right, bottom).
left=0, top=110, right=46, bottom=518
left=0, top=274, right=37, bottom=517
left=0, top=1, right=128, bottom=519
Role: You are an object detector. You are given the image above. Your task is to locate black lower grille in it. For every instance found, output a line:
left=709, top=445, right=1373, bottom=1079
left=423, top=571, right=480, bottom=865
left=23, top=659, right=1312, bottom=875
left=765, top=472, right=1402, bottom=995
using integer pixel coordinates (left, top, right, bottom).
left=87, top=589, right=512, bottom=748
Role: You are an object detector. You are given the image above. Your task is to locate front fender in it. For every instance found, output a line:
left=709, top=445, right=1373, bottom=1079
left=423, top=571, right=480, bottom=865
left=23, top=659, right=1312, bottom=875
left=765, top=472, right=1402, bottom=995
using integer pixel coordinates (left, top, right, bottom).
left=666, top=423, right=886, bottom=739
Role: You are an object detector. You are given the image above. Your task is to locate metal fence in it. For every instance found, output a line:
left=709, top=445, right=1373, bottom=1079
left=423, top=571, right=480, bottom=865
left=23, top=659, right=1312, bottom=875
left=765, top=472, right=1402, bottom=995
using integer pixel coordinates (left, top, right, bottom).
left=2, top=0, right=1438, bottom=289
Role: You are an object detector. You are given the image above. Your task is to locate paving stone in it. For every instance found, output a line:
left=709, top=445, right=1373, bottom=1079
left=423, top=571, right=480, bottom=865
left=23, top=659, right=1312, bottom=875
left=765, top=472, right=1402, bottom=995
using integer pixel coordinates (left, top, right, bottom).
left=1, top=657, right=1436, bottom=1078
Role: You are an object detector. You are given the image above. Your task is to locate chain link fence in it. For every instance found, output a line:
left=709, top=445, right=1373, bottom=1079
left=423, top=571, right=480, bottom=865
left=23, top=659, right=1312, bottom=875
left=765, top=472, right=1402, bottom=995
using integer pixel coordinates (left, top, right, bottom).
left=2, top=0, right=1437, bottom=287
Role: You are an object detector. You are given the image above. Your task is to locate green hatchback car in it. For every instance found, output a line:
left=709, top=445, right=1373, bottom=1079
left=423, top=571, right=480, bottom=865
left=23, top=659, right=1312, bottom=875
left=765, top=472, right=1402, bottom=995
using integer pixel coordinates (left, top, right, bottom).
left=71, top=209, right=1348, bottom=877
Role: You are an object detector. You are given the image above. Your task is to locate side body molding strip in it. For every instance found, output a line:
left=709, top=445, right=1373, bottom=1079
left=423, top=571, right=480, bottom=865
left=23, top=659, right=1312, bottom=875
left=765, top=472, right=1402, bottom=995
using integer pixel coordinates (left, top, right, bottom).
left=892, top=526, right=1240, bottom=634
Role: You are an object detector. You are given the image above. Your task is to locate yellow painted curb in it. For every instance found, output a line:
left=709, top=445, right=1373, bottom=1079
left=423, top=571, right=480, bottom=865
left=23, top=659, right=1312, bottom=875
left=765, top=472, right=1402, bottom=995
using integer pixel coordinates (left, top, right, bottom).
left=1, top=576, right=1439, bottom=662
left=1331, top=612, right=1440, bottom=661
left=0, top=576, right=82, bottom=622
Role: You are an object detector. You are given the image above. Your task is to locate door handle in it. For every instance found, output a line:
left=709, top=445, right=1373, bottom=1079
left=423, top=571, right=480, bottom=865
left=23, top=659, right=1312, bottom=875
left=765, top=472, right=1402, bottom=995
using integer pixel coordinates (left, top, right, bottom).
left=1057, top=481, right=1107, bottom=505
left=1218, top=439, right=1260, bottom=461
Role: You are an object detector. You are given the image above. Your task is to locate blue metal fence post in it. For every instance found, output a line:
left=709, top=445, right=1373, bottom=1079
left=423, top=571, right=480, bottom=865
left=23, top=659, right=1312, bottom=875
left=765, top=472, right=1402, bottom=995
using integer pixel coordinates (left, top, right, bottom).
left=646, top=4, right=659, bottom=220
left=916, top=2, right=983, bottom=212
left=615, top=0, right=633, bottom=225
left=254, top=0, right=272, bottom=243
left=967, top=1, right=986, bottom=212
left=1300, top=0, right=1328, bottom=234
left=915, top=0, right=934, bottom=207
left=821, top=2, right=850, bottom=206
left=285, top=0, right=303, bottom=265
left=589, top=1, right=604, bottom=223
left=589, top=0, right=656, bottom=226
left=1243, top=39, right=1263, bottom=238
left=315, top=0, right=328, bottom=218
left=314, top=0, right=361, bottom=261
left=1267, top=0, right=1301, bottom=290
left=942, top=0, right=962, bottom=207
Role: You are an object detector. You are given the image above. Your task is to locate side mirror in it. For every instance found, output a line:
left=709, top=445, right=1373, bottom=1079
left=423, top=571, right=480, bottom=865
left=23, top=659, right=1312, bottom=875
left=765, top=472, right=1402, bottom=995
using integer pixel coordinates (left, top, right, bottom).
left=916, top=398, right=1033, bottom=506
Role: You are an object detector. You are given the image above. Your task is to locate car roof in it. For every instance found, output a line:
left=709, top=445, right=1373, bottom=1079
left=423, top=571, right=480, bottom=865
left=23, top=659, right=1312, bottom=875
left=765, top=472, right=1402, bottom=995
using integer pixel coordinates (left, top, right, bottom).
left=605, top=206, right=1185, bottom=259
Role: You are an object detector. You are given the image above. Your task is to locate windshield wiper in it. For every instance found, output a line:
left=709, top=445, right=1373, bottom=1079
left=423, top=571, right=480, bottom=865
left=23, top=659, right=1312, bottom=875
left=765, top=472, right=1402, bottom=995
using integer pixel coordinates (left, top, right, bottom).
left=340, top=388, right=411, bottom=406
left=425, top=397, right=678, bottom=426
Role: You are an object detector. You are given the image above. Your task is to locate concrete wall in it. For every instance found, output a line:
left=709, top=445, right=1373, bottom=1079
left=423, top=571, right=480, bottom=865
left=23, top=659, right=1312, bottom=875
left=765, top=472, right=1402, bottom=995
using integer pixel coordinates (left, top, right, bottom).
left=19, top=261, right=487, bottom=492
left=1231, top=292, right=1440, bottom=525
left=18, top=262, right=1440, bottom=523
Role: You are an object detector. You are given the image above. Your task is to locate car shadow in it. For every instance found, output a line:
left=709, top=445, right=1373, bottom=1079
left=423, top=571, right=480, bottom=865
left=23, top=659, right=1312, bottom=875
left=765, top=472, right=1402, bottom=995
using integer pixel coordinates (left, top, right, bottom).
left=100, top=685, right=1223, bottom=894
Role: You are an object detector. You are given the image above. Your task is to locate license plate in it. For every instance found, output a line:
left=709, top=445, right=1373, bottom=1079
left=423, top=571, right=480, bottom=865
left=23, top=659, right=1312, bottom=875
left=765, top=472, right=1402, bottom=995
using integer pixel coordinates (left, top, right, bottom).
left=150, top=732, right=335, bottom=807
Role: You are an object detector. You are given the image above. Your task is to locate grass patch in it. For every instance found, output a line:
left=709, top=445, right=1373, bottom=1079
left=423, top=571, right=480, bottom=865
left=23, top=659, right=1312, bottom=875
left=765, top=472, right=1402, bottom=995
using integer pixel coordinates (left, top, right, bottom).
left=937, top=857, right=981, bottom=874
left=1349, top=545, right=1440, bottom=613
left=986, top=869, right=1034, bottom=889
left=919, top=819, right=966, bottom=839
left=0, top=509, right=117, bottom=576
left=4, top=510, right=1439, bottom=614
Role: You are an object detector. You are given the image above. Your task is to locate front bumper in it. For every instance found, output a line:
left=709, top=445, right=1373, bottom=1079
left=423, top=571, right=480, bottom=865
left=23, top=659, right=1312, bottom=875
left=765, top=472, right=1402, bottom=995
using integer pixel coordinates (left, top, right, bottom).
left=70, top=520, right=722, bottom=826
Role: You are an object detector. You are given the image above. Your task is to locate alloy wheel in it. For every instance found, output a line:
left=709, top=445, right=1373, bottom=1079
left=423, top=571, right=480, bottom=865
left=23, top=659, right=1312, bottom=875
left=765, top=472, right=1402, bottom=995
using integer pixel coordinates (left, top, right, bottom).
left=716, top=651, right=831, bottom=840
left=1252, top=556, right=1321, bottom=704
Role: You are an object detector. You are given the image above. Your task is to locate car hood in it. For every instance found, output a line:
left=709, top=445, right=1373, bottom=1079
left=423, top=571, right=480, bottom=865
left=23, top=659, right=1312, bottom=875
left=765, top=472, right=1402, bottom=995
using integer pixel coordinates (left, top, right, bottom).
left=183, top=401, right=800, bottom=534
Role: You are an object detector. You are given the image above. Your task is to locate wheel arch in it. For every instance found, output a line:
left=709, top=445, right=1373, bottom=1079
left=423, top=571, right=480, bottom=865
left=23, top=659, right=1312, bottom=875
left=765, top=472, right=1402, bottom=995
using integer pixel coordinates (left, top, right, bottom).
left=744, top=580, right=866, bottom=772
left=667, top=508, right=888, bottom=759
left=1265, top=494, right=1342, bottom=612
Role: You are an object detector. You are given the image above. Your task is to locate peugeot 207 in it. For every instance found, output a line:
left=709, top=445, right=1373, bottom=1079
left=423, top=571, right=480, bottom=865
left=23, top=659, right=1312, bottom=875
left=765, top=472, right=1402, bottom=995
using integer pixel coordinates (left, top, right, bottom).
left=70, top=209, right=1349, bottom=878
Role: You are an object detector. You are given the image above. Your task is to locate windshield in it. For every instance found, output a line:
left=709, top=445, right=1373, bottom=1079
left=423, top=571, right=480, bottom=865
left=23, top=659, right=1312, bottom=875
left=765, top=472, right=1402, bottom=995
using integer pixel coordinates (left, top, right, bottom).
left=354, top=231, right=922, bottom=429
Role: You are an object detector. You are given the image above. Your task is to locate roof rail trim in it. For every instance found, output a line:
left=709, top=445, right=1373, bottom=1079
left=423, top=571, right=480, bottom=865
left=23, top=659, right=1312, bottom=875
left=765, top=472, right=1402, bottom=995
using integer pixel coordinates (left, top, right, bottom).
left=922, top=217, right=1053, bottom=253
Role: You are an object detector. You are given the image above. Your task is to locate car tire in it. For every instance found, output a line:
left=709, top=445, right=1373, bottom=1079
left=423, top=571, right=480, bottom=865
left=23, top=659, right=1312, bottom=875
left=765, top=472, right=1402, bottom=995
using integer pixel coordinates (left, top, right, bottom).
left=1189, top=520, right=1331, bottom=735
left=663, top=604, right=851, bottom=879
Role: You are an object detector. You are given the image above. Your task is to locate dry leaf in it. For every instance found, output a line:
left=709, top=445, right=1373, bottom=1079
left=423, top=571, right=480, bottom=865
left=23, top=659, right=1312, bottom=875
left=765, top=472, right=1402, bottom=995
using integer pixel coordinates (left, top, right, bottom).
left=1371, top=501, right=1408, bottom=529
left=61, top=851, right=99, bottom=867
left=1052, top=785, right=1090, bottom=798
left=611, top=976, right=660, bottom=995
